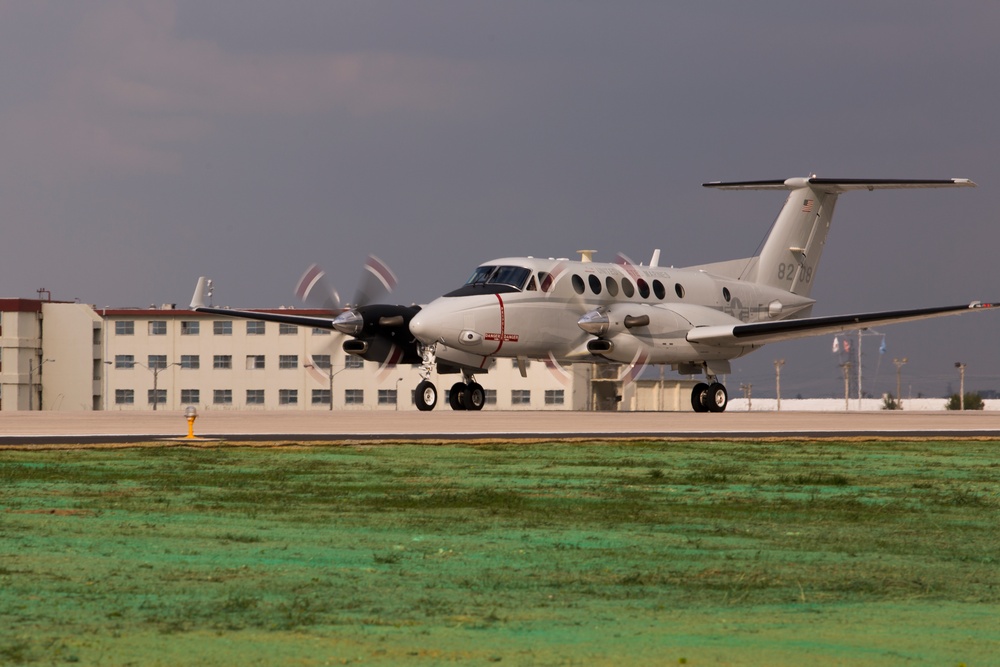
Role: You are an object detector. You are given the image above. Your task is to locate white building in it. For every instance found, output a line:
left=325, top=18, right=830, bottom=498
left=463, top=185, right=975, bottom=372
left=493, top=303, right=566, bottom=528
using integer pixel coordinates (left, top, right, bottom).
left=2, top=298, right=668, bottom=412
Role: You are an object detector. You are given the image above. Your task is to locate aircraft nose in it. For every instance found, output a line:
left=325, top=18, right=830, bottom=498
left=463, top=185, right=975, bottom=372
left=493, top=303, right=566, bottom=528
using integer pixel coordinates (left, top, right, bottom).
left=408, top=311, right=433, bottom=343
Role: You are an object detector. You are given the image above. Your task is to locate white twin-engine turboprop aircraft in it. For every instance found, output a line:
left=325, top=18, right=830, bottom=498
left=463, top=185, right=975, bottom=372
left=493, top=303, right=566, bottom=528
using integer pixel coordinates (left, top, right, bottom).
left=191, top=176, right=995, bottom=413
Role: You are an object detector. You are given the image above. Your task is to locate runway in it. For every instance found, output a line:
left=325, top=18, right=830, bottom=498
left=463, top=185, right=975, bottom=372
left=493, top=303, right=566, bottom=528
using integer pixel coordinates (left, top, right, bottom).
left=3, top=409, right=1000, bottom=445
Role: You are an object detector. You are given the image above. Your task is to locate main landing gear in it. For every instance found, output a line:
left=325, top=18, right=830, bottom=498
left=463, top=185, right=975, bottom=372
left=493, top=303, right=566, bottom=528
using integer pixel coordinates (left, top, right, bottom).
left=413, top=343, right=486, bottom=412
left=691, top=380, right=728, bottom=413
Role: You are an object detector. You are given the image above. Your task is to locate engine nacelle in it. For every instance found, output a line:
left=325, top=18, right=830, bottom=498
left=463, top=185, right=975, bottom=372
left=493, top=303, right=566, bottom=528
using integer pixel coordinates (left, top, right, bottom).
left=581, top=303, right=744, bottom=365
left=338, top=304, right=422, bottom=365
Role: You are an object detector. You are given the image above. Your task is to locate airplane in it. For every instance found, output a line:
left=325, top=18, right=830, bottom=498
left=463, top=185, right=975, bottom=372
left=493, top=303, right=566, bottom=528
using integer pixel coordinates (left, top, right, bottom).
left=191, top=176, right=995, bottom=413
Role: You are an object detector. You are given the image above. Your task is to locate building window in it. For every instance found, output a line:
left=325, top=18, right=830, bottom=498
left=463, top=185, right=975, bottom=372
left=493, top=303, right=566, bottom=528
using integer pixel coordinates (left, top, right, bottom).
left=279, top=323, right=297, bottom=335
left=246, top=355, right=265, bottom=370
left=149, top=321, right=167, bottom=336
left=213, top=389, right=233, bottom=405
left=544, top=389, right=565, bottom=405
left=181, top=321, right=200, bottom=335
left=213, top=321, right=232, bottom=335
left=312, top=328, right=331, bottom=336
left=345, top=389, right=364, bottom=405
left=115, top=354, right=135, bottom=369
left=180, top=389, right=200, bottom=404
left=148, top=355, right=167, bottom=370
left=312, top=389, right=331, bottom=405
left=148, top=389, right=167, bottom=406
left=345, top=355, right=364, bottom=369
left=115, top=389, right=134, bottom=405
left=512, top=390, right=531, bottom=406
left=246, top=389, right=265, bottom=405
left=310, top=354, right=331, bottom=369
left=115, top=321, right=134, bottom=336
left=279, top=355, right=298, bottom=369
left=279, top=389, right=298, bottom=405
left=485, top=389, right=497, bottom=405
left=511, top=359, right=531, bottom=369
left=213, top=355, right=232, bottom=369
left=180, top=355, right=200, bottom=369
left=378, top=389, right=397, bottom=406
left=247, top=321, right=265, bottom=335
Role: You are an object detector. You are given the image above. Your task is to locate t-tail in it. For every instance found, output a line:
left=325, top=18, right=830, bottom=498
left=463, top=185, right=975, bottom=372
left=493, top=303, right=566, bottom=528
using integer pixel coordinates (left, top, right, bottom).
left=701, top=177, right=975, bottom=298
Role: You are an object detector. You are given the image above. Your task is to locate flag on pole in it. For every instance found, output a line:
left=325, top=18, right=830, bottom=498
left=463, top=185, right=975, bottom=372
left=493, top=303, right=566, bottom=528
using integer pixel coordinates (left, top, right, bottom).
left=832, top=336, right=840, bottom=353
left=879, top=337, right=887, bottom=354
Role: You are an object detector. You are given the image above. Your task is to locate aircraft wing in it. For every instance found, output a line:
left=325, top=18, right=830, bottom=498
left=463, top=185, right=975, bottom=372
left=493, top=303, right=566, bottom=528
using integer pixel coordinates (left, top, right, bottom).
left=686, top=302, right=996, bottom=347
left=190, top=276, right=338, bottom=329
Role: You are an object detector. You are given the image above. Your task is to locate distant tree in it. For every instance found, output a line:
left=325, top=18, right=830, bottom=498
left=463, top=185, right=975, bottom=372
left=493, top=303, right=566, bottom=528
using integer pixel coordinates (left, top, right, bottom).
left=882, top=393, right=901, bottom=410
left=945, top=393, right=985, bottom=410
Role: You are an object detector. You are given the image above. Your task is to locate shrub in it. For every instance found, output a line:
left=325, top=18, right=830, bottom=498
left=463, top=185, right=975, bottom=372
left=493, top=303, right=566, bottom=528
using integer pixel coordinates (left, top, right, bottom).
left=944, top=393, right=984, bottom=410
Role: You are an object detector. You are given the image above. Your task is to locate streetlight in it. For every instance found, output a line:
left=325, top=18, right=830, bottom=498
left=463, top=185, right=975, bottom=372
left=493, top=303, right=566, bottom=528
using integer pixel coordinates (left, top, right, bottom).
left=955, top=362, right=966, bottom=410
left=394, top=377, right=404, bottom=411
left=27, top=358, right=55, bottom=411
left=774, top=359, right=785, bottom=411
left=305, top=364, right=350, bottom=410
left=134, top=361, right=178, bottom=411
left=892, top=358, right=908, bottom=409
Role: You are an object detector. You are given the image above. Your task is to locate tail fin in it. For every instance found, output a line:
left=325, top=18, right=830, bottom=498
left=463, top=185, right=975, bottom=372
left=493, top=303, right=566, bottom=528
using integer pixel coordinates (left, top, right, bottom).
left=702, top=177, right=975, bottom=298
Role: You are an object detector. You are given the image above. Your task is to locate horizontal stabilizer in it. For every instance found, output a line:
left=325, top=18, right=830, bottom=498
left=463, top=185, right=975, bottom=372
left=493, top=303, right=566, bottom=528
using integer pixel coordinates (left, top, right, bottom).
left=703, top=177, right=975, bottom=193
left=687, top=302, right=996, bottom=347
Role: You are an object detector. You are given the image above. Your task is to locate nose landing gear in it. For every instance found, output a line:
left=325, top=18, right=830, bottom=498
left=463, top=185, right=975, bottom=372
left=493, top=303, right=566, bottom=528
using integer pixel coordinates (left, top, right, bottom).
left=413, top=343, right=487, bottom=411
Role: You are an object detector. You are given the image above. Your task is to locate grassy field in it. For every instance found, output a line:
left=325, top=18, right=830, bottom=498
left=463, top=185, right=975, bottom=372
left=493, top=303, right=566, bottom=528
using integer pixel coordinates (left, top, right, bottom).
left=1, top=439, right=997, bottom=665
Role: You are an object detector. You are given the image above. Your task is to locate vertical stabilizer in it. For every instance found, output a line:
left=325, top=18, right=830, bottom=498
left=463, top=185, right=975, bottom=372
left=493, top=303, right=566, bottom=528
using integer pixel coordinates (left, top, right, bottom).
left=702, top=177, right=975, bottom=298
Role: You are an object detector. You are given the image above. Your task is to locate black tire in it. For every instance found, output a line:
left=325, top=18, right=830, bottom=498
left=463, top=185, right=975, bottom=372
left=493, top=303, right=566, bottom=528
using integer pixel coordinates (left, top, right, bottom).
left=691, top=382, right=710, bottom=412
left=463, top=382, right=486, bottom=411
left=415, top=380, right=437, bottom=411
left=707, top=382, right=728, bottom=412
left=449, top=382, right=467, bottom=410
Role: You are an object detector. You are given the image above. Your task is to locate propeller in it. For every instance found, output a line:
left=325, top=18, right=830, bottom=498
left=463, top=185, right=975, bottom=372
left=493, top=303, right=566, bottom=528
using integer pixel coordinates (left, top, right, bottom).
left=294, top=255, right=420, bottom=370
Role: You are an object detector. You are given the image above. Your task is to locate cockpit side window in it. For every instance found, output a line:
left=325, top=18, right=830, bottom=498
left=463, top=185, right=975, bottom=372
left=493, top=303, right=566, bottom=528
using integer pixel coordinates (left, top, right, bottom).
left=525, top=275, right=538, bottom=291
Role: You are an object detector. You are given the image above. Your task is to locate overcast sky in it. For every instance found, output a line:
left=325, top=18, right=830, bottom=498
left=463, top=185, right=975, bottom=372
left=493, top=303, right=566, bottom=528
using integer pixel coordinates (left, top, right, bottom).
left=2, top=1, right=997, bottom=398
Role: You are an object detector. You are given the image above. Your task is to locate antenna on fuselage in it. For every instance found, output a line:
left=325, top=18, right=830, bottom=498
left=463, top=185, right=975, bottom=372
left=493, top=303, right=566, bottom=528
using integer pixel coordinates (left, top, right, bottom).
left=577, top=249, right=597, bottom=263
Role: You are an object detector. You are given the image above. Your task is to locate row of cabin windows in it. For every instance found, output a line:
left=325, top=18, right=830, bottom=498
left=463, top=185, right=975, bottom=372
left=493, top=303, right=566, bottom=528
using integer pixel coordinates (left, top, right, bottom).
left=116, top=388, right=373, bottom=406
left=570, top=275, right=687, bottom=300
left=114, top=321, right=333, bottom=336
left=113, top=354, right=364, bottom=371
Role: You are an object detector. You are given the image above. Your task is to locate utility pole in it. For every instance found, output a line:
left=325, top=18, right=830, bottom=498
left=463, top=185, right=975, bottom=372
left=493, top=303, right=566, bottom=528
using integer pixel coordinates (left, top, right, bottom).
left=955, top=362, right=966, bottom=410
left=774, top=359, right=785, bottom=411
left=840, top=362, right=852, bottom=411
left=892, top=358, right=908, bottom=410
left=739, top=383, right=752, bottom=412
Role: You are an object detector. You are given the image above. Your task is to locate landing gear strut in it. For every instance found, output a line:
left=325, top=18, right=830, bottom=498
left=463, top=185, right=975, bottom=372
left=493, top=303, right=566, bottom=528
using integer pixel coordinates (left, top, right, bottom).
left=691, top=380, right=728, bottom=412
left=413, top=344, right=486, bottom=412
left=448, top=374, right=485, bottom=411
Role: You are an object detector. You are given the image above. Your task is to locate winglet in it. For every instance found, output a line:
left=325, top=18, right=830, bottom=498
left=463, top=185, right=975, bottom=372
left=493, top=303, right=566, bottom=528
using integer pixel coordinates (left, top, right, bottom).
left=191, top=277, right=209, bottom=309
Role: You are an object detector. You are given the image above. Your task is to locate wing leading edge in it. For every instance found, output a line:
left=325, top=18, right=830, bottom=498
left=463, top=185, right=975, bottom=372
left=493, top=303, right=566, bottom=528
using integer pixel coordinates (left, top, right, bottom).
left=687, top=302, right=996, bottom=347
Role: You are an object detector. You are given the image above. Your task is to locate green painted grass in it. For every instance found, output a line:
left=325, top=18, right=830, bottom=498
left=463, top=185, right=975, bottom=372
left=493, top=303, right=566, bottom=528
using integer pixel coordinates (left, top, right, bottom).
left=1, top=439, right=997, bottom=665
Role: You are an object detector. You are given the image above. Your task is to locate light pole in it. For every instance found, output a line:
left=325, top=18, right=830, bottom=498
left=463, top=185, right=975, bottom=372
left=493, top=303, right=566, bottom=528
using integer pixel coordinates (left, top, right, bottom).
left=840, top=362, right=852, bottom=411
left=305, top=364, right=349, bottom=410
left=27, top=358, right=55, bottom=410
left=893, top=358, right=908, bottom=409
left=774, top=359, right=784, bottom=411
left=135, top=361, right=178, bottom=411
left=955, top=362, right=966, bottom=410
left=395, top=377, right=404, bottom=411
left=739, top=383, right=752, bottom=412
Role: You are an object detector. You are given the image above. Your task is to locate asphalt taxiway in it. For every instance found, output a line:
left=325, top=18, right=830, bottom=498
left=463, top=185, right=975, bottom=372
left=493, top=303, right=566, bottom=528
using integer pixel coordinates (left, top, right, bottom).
left=3, top=409, right=1000, bottom=445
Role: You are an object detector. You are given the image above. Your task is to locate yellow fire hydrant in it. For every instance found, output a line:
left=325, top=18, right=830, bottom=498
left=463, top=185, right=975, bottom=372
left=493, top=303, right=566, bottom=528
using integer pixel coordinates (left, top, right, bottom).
left=184, top=406, right=198, bottom=439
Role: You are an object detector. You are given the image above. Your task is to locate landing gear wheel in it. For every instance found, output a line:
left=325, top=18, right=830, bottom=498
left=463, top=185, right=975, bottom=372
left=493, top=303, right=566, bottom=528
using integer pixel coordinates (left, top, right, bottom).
left=415, top=380, right=437, bottom=411
left=463, top=382, right=486, bottom=411
left=691, top=382, right=710, bottom=413
left=449, top=382, right=467, bottom=410
left=707, top=382, right=728, bottom=412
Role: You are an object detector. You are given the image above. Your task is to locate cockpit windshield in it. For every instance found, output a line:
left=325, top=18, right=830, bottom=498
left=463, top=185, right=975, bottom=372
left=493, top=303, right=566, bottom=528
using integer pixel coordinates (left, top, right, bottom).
left=464, top=265, right=532, bottom=290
